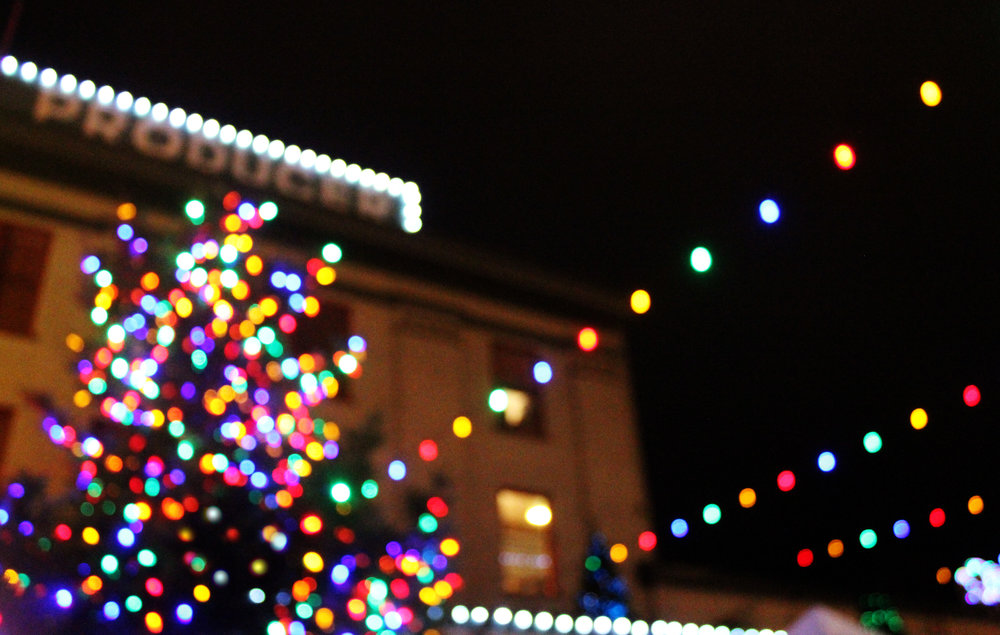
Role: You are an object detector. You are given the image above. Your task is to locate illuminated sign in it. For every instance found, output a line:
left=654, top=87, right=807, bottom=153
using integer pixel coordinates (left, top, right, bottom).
left=0, top=56, right=422, bottom=233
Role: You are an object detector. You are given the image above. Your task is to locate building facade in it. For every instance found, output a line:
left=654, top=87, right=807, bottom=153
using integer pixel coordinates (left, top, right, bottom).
left=0, top=55, right=652, bottom=621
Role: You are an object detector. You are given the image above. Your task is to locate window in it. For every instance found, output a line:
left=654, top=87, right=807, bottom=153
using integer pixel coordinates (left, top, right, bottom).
left=496, top=488, right=557, bottom=596
left=0, top=222, right=52, bottom=336
left=490, top=343, right=549, bottom=435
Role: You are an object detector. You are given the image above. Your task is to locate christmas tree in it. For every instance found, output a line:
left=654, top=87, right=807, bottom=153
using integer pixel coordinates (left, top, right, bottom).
left=578, top=533, right=630, bottom=619
left=0, top=194, right=461, bottom=634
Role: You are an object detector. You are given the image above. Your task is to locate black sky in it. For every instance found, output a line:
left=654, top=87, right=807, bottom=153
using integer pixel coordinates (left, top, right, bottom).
left=6, top=0, right=1000, bottom=614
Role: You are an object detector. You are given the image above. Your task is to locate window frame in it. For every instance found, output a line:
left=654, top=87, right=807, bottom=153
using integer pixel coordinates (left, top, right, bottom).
left=495, top=487, right=559, bottom=597
left=490, top=342, right=548, bottom=437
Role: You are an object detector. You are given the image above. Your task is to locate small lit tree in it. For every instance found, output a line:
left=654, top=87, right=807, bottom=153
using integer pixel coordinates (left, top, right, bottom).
left=578, top=533, right=630, bottom=618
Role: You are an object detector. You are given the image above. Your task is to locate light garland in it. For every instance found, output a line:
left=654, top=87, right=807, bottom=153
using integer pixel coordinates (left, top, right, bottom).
left=0, top=55, right=423, bottom=233
left=448, top=605, right=786, bottom=635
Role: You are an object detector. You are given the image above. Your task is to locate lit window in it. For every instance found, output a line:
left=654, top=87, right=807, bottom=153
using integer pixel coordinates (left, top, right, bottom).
left=496, top=489, right=557, bottom=596
left=491, top=344, right=546, bottom=435
left=0, top=222, right=52, bottom=336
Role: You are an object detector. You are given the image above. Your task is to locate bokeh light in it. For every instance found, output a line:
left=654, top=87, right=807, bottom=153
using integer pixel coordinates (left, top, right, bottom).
left=863, top=431, right=882, bottom=453
left=577, top=328, right=599, bottom=352
left=920, top=80, right=942, bottom=107
left=321, top=242, right=342, bottom=263
left=833, top=143, right=856, bottom=170
left=488, top=388, right=509, bottom=413
left=184, top=200, right=205, bottom=224
left=929, top=507, right=946, bottom=528
left=738, top=487, right=756, bottom=508
left=670, top=518, right=689, bottom=538
left=388, top=459, right=406, bottom=481
left=419, top=439, right=439, bottom=461
left=776, top=470, right=795, bottom=492
left=936, top=567, right=951, bottom=585
left=817, top=451, right=836, bottom=472
left=702, top=504, right=721, bottom=525
left=532, top=361, right=553, bottom=384
left=796, top=549, right=813, bottom=568
left=452, top=416, right=472, bottom=438
left=525, top=504, right=552, bottom=527
left=637, top=531, right=657, bottom=551
left=630, top=289, right=651, bottom=314
left=609, top=543, right=628, bottom=563
left=910, top=407, right=928, bottom=430
left=969, top=495, right=984, bottom=515
left=690, top=246, right=712, bottom=273
left=859, top=529, right=878, bottom=549
left=758, top=199, right=780, bottom=224
left=827, top=539, right=844, bottom=558
left=892, top=520, right=910, bottom=539
left=964, top=384, right=981, bottom=407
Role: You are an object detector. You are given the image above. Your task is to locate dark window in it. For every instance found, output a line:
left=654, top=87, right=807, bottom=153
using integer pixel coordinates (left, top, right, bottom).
left=490, top=343, right=547, bottom=435
left=0, top=222, right=52, bottom=336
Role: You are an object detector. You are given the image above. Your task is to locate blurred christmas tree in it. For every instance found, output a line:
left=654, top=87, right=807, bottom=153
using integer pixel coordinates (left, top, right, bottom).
left=0, top=194, right=461, bottom=634
left=578, top=533, right=630, bottom=618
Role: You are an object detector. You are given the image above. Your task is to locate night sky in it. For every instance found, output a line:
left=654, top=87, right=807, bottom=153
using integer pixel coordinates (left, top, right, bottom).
left=6, top=1, right=1000, bottom=614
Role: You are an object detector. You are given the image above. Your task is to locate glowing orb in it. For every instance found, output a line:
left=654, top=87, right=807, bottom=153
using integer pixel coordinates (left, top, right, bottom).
left=117, top=202, right=137, bottom=220
left=419, top=439, right=438, bottom=461
left=184, top=200, right=205, bottom=223
left=827, top=539, right=844, bottom=558
left=670, top=518, right=689, bottom=538
left=329, top=483, right=350, bottom=503
left=388, top=459, right=406, bottom=481
left=964, top=384, right=981, bottom=407
left=910, top=407, right=928, bottom=430
left=488, top=388, right=509, bottom=412
left=817, top=451, right=836, bottom=472
left=525, top=504, right=552, bottom=527
left=577, top=327, right=599, bottom=352
left=969, top=495, right=984, bottom=515
left=452, top=416, right=472, bottom=439
left=533, top=361, right=553, bottom=384
left=892, top=520, right=910, bottom=539
left=321, top=243, right=343, bottom=263
left=777, top=470, right=796, bottom=492
left=929, top=507, right=946, bottom=528
left=935, top=567, right=951, bottom=585
left=920, top=80, right=942, bottom=107
left=797, top=549, right=813, bottom=568
left=702, top=504, right=721, bottom=525
left=55, top=588, right=73, bottom=609
left=738, top=487, right=756, bottom=508
left=638, top=531, right=657, bottom=551
left=863, top=431, right=882, bottom=453
left=859, top=529, right=877, bottom=549
left=833, top=144, right=856, bottom=170
left=690, top=246, right=712, bottom=273
left=609, top=543, right=628, bottom=563
left=759, top=199, right=780, bottom=224
left=630, top=289, right=651, bottom=314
